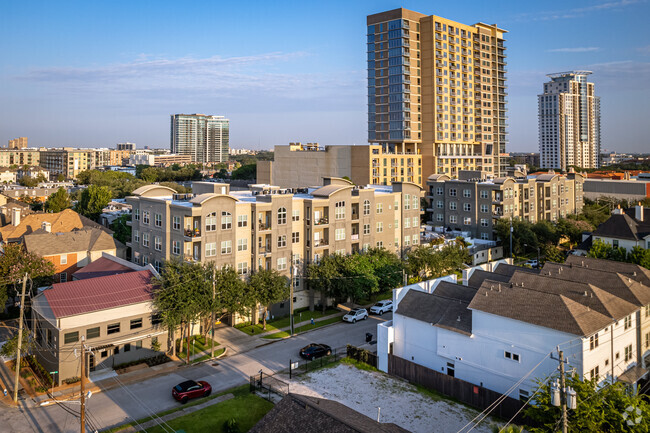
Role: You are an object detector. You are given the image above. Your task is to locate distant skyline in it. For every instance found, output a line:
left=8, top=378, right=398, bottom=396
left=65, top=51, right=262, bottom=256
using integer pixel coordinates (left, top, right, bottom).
left=1, top=0, right=649, bottom=153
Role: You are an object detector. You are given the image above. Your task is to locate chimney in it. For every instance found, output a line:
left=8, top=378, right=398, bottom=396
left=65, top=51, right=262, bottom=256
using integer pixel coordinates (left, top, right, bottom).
left=635, top=203, right=644, bottom=221
left=11, top=207, right=21, bottom=226
left=42, top=221, right=51, bottom=233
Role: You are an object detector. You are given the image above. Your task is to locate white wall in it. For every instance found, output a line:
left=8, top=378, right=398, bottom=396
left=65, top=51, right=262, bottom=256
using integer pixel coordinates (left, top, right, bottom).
left=377, top=320, right=394, bottom=373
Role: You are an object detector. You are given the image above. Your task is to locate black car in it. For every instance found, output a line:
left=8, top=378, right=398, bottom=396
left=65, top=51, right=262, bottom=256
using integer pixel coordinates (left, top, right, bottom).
left=299, top=343, right=332, bottom=360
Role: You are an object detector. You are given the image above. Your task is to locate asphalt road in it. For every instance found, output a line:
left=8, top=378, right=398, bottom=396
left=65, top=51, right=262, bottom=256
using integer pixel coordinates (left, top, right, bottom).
left=2, top=313, right=391, bottom=433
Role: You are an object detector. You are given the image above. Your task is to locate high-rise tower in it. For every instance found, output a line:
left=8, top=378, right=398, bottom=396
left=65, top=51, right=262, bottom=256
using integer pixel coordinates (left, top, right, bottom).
left=170, top=114, right=229, bottom=164
left=538, top=71, right=600, bottom=170
left=367, top=8, right=508, bottom=181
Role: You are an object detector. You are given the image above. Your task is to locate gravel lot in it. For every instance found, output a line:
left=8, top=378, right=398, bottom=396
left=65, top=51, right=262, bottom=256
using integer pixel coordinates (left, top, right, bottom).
left=285, top=363, right=496, bottom=433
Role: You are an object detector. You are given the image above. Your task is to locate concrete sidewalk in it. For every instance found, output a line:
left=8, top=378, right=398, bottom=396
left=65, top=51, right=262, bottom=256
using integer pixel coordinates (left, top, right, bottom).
left=244, top=311, right=345, bottom=338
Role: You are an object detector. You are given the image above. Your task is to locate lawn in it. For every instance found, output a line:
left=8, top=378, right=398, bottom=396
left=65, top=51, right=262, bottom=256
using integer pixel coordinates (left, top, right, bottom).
left=143, top=392, right=274, bottom=433
left=263, top=316, right=342, bottom=339
left=235, top=307, right=340, bottom=336
left=177, top=335, right=220, bottom=360
left=357, top=291, right=392, bottom=306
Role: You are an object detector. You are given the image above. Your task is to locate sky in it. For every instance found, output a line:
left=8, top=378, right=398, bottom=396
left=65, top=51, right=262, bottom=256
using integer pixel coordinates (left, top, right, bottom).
left=1, top=0, right=649, bottom=153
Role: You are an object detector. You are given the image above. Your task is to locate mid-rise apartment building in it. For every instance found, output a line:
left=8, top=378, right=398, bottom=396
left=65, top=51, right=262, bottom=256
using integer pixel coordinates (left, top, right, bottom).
left=539, top=71, right=601, bottom=170
left=171, top=114, right=229, bottom=164
left=425, top=170, right=584, bottom=240
left=126, top=179, right=422, bottom=311
left=7, top=137, right=28, bottom=149
left=39, top=148, right=96, bottom=179
left=367, top=8, right=508, bottom=179
left=0, top=148, right=41, bottom=167
left=258, top=143, right=422, bottom=187
left=117, top=142, right=136, bottom=151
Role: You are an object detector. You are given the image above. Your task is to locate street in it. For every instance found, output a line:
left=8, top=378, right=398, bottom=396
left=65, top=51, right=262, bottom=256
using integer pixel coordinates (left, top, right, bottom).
left=1, top=313, right=390, bottom=433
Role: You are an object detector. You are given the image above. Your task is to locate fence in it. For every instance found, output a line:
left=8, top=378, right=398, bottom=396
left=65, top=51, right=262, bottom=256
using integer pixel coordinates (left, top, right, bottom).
left=346, top=345, right=378, bottom=368
left=289, top=346, right=347, bottom=377
left=250, top=371, right=289, bottom=401
left=388, top=354, right=523, bottom=420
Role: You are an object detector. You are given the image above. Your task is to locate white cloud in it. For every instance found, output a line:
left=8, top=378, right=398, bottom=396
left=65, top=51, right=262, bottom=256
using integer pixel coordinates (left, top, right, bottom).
left=546, top=47, right=600, bottom=53
left=637, top=45, right=650, bottom=55
left=509, top=0, right=644, bottom=22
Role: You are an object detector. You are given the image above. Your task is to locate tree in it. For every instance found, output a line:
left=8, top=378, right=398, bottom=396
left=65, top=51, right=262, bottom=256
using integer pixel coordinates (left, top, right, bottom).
left=556, top=218, right=594, bottom=246
left=140, top=167, right=159, bottom=183
left=248, top=268, right=289, bottom=330
left=588, top=239, right=613, bottom=259
left=231, top=163, right=256, bottom=180
left=56, top=174, right=66, bottom=182
left=405, top=243, right=470, bottom=281
left=110, top=214, right=131, bottom=245
left=18, top=175, right=38, bottom=187
left=0, top=244, right=55, bottom=310
left=0, top=331, right=33, bottom=360
left=75, top=185, right=112, bottom=221
left=307, top=254, right=343, bottom=312
left=364, top=248, right=404, bottom=291
left=44, top=187, right=72, bottom=213
left=494, top=218, right=538, bottom=257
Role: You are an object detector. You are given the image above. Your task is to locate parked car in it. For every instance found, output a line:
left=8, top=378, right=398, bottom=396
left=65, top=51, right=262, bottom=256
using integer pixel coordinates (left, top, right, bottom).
left=342, top=308, right=368, bottom=323
left=524, top=259, right=539, bottom=268
left=172, top=380, right=211, bottom=403
left=299, top=343, right=332, bottom=360
left=369, top=300, right=393, bottom=315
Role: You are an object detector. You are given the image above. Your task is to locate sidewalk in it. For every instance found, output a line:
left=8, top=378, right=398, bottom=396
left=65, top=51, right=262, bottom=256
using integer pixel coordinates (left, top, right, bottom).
left=252, top=311, right=344, bottom=338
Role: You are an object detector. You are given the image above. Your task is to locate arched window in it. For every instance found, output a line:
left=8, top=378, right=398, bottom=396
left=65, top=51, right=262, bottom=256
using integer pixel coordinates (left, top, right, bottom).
left=363, top=200, right=371, bottom=216
left=205, top=212, right=217, bottom=231
left=277, top=207, right=287, bottom=225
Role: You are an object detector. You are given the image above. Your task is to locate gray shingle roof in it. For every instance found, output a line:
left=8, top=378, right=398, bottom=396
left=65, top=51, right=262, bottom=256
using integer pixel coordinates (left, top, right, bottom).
left=592, top=213, right=650, bottom=241
left=397, top=285, right=473, bottom=336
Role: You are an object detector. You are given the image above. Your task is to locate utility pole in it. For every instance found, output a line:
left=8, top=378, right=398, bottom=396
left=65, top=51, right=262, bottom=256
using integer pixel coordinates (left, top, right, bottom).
left=559, top=350, right=568, bottom=433
left=509, top=217, right=513, bottom=259
left=211, top=266, right=216, bottom=358
left=289, top=254, right=295, bottom=336
left=80, top=336, right=86, bottom=433
left=12, top=273, right=28, bottom=403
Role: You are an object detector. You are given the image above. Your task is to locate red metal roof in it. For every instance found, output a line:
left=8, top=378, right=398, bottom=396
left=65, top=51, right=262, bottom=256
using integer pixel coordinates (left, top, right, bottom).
left=44, top=270, right=155, bottom=318
left=72, top=257, right=133, bottom=280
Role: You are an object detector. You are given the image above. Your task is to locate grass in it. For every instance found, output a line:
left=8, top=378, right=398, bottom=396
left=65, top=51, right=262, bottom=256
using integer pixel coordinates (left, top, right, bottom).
left=177, top=335, right=220, bottom=360
left=234, top=307, right=340, bottom=336
left=357, top=291, right=392, bottom=306
left=190, top=348, right=225, bottom=363
left=340, top=356, right=380, bottom=372
left=263, top=316, right=342, bottom=339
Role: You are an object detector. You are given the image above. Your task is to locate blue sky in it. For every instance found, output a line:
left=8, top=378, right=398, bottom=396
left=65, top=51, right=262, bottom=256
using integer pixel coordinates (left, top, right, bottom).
left=1, top=0, right=649, bottom=153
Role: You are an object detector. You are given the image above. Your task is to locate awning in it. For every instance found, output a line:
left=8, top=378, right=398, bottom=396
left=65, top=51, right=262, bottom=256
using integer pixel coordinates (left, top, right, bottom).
left=618, top=365, right=648, bottom=384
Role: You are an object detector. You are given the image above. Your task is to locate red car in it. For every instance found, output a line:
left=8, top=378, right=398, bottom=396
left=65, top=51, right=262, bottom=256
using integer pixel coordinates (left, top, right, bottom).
left=172, top=380, right=212, bottom=403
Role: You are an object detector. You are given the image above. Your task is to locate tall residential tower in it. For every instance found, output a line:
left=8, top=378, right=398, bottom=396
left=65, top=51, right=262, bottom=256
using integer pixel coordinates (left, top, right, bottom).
left=539, top=71, right=600, bottom=170
left=367, top=8, right=508, bottom=181
left=170, top=114, right=229, bottom=164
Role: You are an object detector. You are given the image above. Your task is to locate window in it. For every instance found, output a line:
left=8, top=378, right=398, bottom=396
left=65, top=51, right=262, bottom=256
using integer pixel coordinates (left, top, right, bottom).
left=519, top=389, right=529, bottom=402
left=60, top=255, right=67, bottom=265
left=624, top=315, right=632, bottom=330
left=237, top=215, right=248, bottom=227
left=151, top=314, right=163, bottom=325
left=292, top=232, right=300, bottom=243
left=335, top=201, right=345, bottom=219
left=436, top=187, right=444, bottom=195
left=449, top=188, right=457, bottom=197
left=404, top=218, right=410, bottom=229
left=172, top=216, right=181, bottom=230
left=154, top=236, right=162, bottom=251
left=376, top=241, right=383, bottom=248
left=277, top=207, right=287, bottom=225
left=124, top=343, right=131, bottom=352
left=505, top=351, right=520, bottom=362
left=463, top=203, right=471, bottom=212
left=480, top=218, right=488, bottom=227
left=404, top=235, right=411, bottom=246
left=221, top=241, right=232, bottom=255
left=114, top=346, right=119, bottom=355
left=624, top=344, right=633, bottom=362
left=134, top=208, right=140, bottom=221
left=335, top=228, right=345, bottom=241
left=107, top=323, right=121, bottom=335
left=449, top=215, right=457, bottom=224
left=404, top=194, right=411, bottom=210
left=134, top=229, right=140, bottom=243
left=129, top=318, right=143, bottom=330
left=437, top=200, right=444, bottom=208
left=64, top=331, right=79, bottom=344
left=292, top=209, right=300, bottom=221
left=363, top=224, right=370, bottom=235
left=613, top=240, right=619, bottom=248
left=463, top=217, right=471, bottom=225
left=237, top=262, right=248, bottom=275
left=590, top=333, right=599, bottom=350
left=480, top=204, right=488, bottom=213
left=480, top=190, right=488, bottom=199
left=237, top=238, right=248, bottom=251
left=437, top=214, right=444, bottom=222
left=449, top=202, right=457, bottom=210
left=154, top=213, right=162, bottom=227
left=363, top=200, right=371, bottom=216
left=412, top=234, right=418, bottom=244
left=205, top=212, right=217, bottom=231
left=142, top=233, right=149, bottom=247
left=646, top=332, right=650, bottom=349
left=101, top=350, right=108, bottom=358
left=277, top=235, right=287, bottom=248
left=590, top=366, right=599, bottom=380
left=172, top=240, right=180, bottom=255
left=376, top=203, right=383, bottom=214
left=277, top=257, right=287, bottom=271
left=376, top=222, right=383, bottom=233
left=206, top=242, right=217, bottom=257
left=463, top=189, right=471, bottom=198
left=86, top=327, right=100, bottom=339
left=221, top=212, right=232, bottom=230
left=142, top=255, right=149, bottom=265
left=142, top=211, right=150, bottom=224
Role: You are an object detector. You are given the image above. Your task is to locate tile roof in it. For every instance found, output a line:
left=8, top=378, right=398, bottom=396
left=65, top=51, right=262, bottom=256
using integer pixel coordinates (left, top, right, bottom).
left=23, top=227, right=124, bottom=257
left=0, top=209, right=110, bottom=242
left=43, top=270, right=154, bottom=318
left=72, top=256, right=134, bottom=280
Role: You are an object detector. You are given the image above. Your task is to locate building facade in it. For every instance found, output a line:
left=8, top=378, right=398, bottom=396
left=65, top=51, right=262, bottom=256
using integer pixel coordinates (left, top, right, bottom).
left=367, top=8, right=508, bottom=179
left=170, top=114, right=229, bottom=164
left=425, top=170, right=585, bottom=240
left=0, top=148, right=41, bottom=167
left=117, top=142, right=136, bottom=151
left=8, top=137, right=28, bottom=149
left=39, top=148, right=96, bottom=179
left=539, top=71, right=601, bottom=170
left=126, top=179, right=422, bottom=312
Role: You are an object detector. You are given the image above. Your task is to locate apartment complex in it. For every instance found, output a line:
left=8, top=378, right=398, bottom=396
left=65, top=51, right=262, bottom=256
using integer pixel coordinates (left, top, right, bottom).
left=117, top=142, right=136, bottom=151
left=126, top=179, right=422, bottom=312
left=7, top=137, right=28, bottom=149
left=0, top=148, right=41, bottom=167
left=39, top=148, right=96, bottom=179
left=258, top=143, right=422, bottom=187
left=171, top=114, right=229, bottom=164
left=367, top=8, right=508, bottom=180
left=425, top=170, right=585, bottom=240
left=539, top=71, right=601, bottom=170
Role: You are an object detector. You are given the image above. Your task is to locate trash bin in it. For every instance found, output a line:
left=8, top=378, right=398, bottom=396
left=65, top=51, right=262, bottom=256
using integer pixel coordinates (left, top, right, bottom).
left=366, top=332, right=372, bottom=343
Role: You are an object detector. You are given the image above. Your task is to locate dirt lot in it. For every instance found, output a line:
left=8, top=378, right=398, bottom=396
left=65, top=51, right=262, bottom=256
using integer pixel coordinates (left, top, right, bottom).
left=284, top=363, right=497, bottom=433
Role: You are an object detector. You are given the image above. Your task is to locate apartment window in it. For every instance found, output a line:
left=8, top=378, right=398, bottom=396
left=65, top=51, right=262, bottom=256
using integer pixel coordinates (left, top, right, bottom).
left=142, top=233, right=150, bottom=247
left=292, top=232, right=300, bottom=243
left=481, top=232, right=489, bottom=240
left=86, top=327, right=100, bottom=339
left=449, top=202, right=457, bottom=211
left=64, top=331, right=79, bottom=344
left=124, top=343, right=131, bottom=352
left=449, top=188, right=457, bottom=197
left=151, top=313, right=163, bottom=326
left=237, top=262, right=248, bottom=275
left=463, top=203, right=471, bottom=212
left=335, top=228, right=346, bottom=241
left=205, top=212, right=217, bottom=231
left=363, top=200, right=371, bottom=215
left=107, top=323, right=121, bottom=335
left=480, top=190, right=488, bottom=199
left=646, top=305, right=650, bottom=318
left=480, top=204, right=488, bottom=213
left=130, top=318, right=143, bottom=329
left=154, top=213, right=162, bottom=227
left=624, top=344, right=633, bottom=362
left=437, top=214, right=444, bottom=222
left=436, top=187, right=444, bottom=195
left=221, top=212, right=232, bottom=230
left=237, top=238, right=248, bottom=251
left=335, top=201, right=346, bottom=219
left=404, top=194, right=411, bottom=210
left=449, top=215, right=457, bottom=224
left=142, top=256, right=149, bottom=266
left=205, top=242, right=217, bottom=257
left=463, top=217, right=471, bottom=225
left=480, top=218, right=488, bottom=227
left=404, top=218, right=411, bottom=229
left=172, top=216, right=181, bottom=230
left=277, top=235, right=287, bottom=248
left=590, top=333, right=599, bottom=350
left=154, top=236, right=162, bottom=251
left=404, top=236, right=411, bottom=246
left=590, top=366, right=599, bottom=381
left=363, top=224, right=370, bottom=235
left=645, top=332, right=650, bottom=349
left=376, top=241, right=383, bottom=248
left=142, top=211, right=150, bottom=225
left=437, top=200, right=444, bottom=209
left=134, top=208, right=140, bottom=221
left=613, top=240, right=619, bottom=248
left=172, top=240, right=180, bottom=256
left=134, top=229, right=140, bottom=243
left=277, top=257, right=287, bottom=271
left=101, top=350, right=108, bottom=358
left=463, top=189, right=471, bottom=198
left=277, top=207, right=287, bottom=225
left=413, top=195, right=418, bottom=209
left=237, top=215, right=248, bottom=227
left=376, top=222, right=383, bottom=233
left=376, top=203, right=383, bottom=214
left=292, top=209, right=300, bottom=221
left=220, top=240, right=232, bottom=254
left=60, top=255, right=67, bottom=265
left=624, top=315, right=632, bottom=330
left=505, top=351, right=520, bottom=362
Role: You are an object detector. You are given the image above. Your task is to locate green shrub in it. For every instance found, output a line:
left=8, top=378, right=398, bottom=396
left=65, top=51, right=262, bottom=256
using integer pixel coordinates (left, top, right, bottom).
left=25, top=355, right=52, bottom=387
left=224, top=418, right=240, bottom=433
left=64, top=377, right=81, bottom=385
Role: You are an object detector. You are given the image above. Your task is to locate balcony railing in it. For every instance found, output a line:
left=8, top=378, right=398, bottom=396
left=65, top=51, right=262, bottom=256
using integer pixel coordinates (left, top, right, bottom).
left=258, top=223, right=271, bottom=231
left=314, top=217, right=329, bottom=226
left=184, top=228, right=201, bottom=238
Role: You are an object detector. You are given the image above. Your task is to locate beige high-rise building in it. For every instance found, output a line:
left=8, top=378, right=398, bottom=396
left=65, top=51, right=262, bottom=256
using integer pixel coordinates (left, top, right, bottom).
left=539, top=71, right=601, bottom=170
left=367, top=8, right=508, bottom=180
left=8, top=137, right=28, bottom=149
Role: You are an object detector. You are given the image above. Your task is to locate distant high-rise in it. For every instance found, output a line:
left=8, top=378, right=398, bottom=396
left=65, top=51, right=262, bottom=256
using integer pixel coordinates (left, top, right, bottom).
left=539, top=71, right=600, bottom=170
left=8, top=137, right=27, bottom=149
left=116, top=142, right=136, bottom=151
left=367, top=8, right=508, bottom=180
left=170, top=114, right=229, bottom=164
